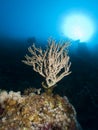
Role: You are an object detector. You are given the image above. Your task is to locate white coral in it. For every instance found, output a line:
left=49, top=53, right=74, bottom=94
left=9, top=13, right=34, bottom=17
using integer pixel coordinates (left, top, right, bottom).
left=22, top=38, right=71, bottom=89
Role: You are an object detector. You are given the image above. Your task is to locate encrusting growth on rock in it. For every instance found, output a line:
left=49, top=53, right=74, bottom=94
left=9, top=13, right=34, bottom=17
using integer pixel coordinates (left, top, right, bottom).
left=0, top=89, right=79, bottom=130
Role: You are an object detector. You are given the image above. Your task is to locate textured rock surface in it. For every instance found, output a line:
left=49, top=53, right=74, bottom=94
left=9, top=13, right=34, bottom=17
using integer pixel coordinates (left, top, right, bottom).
left=0, top=89, right=82, bottom=130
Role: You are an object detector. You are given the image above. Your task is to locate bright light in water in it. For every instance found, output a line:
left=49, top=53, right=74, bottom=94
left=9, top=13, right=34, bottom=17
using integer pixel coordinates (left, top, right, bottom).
left=62, top=13, right=95, bottom=42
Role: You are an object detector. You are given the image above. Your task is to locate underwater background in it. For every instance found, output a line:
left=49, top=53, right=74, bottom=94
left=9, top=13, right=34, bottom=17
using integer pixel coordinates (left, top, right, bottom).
left=0, top=0, right=98, bottom=130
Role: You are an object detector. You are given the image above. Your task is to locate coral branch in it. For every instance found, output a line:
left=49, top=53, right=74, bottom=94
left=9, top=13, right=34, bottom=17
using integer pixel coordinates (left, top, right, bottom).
left=22, top=38, right=71, bottom=90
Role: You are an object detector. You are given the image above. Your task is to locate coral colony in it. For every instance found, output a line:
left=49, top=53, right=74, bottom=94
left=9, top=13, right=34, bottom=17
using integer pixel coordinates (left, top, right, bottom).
left=0, top=38, right=80, bottom=130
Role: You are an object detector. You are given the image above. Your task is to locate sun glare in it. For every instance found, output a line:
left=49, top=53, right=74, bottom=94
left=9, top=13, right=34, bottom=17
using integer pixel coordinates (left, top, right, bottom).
left=61, top=13, right=95, bottom=42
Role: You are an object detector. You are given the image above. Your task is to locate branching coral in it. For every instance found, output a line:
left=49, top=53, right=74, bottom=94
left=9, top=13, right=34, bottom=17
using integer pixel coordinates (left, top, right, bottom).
left=22, top=38, right=71, bottom=93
